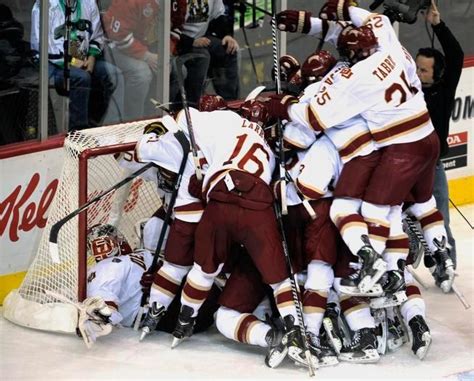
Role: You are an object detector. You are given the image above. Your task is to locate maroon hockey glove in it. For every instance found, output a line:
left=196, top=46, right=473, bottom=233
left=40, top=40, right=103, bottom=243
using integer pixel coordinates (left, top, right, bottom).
left=275, top=10, right=312, bottom=33
left=140, top=271, right=155, bottom=297
left=319, top=0, right=357, bottom=21
left=188, top=174, right=204, bottom=201
left=266, top=94, right=298, bottom=121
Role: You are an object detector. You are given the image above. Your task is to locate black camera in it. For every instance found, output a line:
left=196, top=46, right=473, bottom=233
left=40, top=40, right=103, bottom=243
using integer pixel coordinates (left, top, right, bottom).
left=370, top=0, right=431, bottom=24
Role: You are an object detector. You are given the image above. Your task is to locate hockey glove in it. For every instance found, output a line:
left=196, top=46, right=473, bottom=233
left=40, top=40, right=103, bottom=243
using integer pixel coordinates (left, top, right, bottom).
left=77, top=296, right=113, bottom=348
left=140, top=271, right=155, bottom=295
left=266, top=94, right=298, bottom=121
left=188, top=174, right=204, bottom=201
left=319, top=0, right=358, bottom=21
left=275, top=10, right=312, bottom=33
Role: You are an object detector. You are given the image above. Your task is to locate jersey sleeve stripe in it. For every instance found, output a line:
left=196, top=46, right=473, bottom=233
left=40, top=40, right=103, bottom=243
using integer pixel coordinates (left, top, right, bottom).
left=307, top=104, right=326, bottom=133
left=296, top=179, right=325, bottom=200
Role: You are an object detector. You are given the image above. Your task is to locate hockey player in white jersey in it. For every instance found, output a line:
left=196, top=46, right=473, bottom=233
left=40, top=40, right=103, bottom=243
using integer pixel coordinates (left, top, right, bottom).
left=171, top=102, right=312, bottom=358
left=270, top=3, right=451, bottom=294
left=86, top=223, right=155, bottom=327
left=133, top=111, right=218, bottom=341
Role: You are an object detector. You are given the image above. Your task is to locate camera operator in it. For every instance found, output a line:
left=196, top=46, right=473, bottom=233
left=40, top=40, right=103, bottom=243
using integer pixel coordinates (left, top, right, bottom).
left=415, top=0, right=464, bottom=268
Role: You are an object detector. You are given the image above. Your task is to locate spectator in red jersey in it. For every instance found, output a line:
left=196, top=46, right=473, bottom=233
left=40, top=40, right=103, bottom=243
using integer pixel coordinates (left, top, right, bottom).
left=103, top=0, right=188, bottom=121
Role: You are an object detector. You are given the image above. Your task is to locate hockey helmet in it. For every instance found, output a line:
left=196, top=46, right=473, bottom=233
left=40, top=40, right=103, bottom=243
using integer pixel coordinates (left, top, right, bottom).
left=239, top=99, right=271, bottom=127
left=198, top=94, right=227, bottom=112
left=301, top=50, right=337, bottom=84
left=87, top=224, right=132, bottom=262
left=337, top=25, right=378, bottom=62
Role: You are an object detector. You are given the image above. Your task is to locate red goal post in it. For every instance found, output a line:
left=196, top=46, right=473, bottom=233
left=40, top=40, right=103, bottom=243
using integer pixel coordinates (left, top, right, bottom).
left=3, top=121, right=162, bottom=333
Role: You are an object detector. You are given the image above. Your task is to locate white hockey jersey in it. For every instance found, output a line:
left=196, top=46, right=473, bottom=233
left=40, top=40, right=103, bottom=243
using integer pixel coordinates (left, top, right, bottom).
left=175, top=108, right=276, bottom=199
left=289, top=9, right=433, bottom=149
left=295, top=135, right=342, bottom=200
left=135, top=129, right=204, bottom=223
left=87, top=249, right=153, bottom=327
left=298, top=63, right=377, bottom=163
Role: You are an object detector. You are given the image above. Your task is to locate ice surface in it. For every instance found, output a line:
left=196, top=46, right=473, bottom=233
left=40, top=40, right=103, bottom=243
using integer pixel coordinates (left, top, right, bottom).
left=1, top=205, right=473, bottom=380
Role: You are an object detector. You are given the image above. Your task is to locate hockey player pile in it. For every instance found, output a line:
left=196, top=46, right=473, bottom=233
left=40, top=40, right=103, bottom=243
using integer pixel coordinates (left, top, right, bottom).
left=78, top=1, right=463, bottom=374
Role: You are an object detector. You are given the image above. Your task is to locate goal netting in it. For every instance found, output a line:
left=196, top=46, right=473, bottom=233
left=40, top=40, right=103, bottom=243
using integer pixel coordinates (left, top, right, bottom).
left=3, top=120, right=162, bottom=333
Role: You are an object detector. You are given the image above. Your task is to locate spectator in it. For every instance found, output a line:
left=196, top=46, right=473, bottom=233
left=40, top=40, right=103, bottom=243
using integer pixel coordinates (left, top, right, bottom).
left=31, top=0, right=124, bottom=131
left=103, top=0, right=186, bottom=121
left=175, top=0, right=240, bottom=106
left=416, top=1, right=464, bottom=268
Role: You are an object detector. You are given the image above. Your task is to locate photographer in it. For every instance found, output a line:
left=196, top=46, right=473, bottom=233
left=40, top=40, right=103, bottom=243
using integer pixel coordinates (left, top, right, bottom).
left=415, top=0, right=464, bottom=268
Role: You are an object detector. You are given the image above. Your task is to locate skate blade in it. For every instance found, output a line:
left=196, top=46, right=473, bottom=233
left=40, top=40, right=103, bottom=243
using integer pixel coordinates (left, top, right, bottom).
left=265, top=347, right=288, bottom=369
left=171, top=336, right=185, bottom=349
left=370, top=291, right=408, bottom=309
left=338, top=349, right=380, bottom=364
left=358, top=260, right=387, bottom=293
left=323, top=318, right=342, bottom=355
left=415, top=332, right=432, bottom=360
left=288, top=347, right=319, bottom=369
left=339, top=283, right=384, bottom=297
left=139, top=327, right=150, bottom=342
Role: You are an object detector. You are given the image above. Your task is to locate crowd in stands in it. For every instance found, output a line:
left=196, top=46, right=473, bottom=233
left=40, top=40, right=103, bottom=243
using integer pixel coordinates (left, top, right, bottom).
left=0, top=0, right=239, bottom=145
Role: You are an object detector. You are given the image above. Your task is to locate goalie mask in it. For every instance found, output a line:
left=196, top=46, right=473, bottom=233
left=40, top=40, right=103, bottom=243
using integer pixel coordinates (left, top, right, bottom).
left=301, top=50, right=337, bottom=85
left=198, top=94, right=227, bottom=112
left=87, top=224, right=132, bottom=262
left=337, top=25, right=378, bottom=63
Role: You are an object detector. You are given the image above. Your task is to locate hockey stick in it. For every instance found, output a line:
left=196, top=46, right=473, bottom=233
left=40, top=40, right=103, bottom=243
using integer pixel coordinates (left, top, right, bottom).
left=137, top=130, right=191, bottom=336
left=405, top=265, right=428, bottom=290
left=404, top=216, right=470, bottom=309
left=49, top=162, right=156, bottom=263
left=173, top=53, right=208, bottom=181
left=271, top=9, right=288, bottom=216
left=449, top=198, right=474, bottom=230
left=274, top=202, right=316, bottom=376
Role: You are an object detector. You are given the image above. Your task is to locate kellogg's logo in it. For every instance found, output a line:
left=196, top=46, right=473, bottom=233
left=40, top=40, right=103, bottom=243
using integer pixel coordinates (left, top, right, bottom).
left=0, top=173, right=58, bottom=242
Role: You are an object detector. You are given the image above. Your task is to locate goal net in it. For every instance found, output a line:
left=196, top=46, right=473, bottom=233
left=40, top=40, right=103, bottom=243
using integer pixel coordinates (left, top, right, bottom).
left=3, top=120, right=162, bottom=333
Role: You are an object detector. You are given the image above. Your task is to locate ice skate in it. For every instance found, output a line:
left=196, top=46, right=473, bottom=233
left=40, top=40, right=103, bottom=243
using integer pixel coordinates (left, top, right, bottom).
left=408, top=315, right=431, bottom=360
left=373, top=308, right=388, bottom=355
left=308, top=331, right=339, bottom=367
left=264, top=318, right=288, bottom=368
left=387, top=314, right=407, bottom=351
left=338, top=270, right=384, bottom=297
left=370, top=270, right=407, bottom=309
left=139, top=302, right=165, bottom=341
left=283, top=316, right=318, bottom=369
left=338, top=328, right=380, bottom=364
left=432, top=237, right=455, bottom=293
left=171, top=305, right=196, bottom=348
left=322, top=303, right=344, bottom=355
left=339, top=237, right=386, bottom=295
left=356, top=238, right=387, bottom=293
